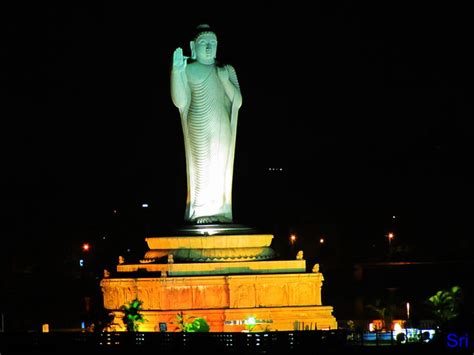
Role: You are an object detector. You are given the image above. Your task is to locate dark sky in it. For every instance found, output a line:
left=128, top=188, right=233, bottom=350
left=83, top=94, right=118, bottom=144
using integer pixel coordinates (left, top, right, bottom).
left=1, top=2, right=473, bottom=263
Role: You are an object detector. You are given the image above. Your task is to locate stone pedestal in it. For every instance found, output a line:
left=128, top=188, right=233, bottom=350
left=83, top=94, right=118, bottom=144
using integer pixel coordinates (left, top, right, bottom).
left=101, top=233, right=337, bottom=332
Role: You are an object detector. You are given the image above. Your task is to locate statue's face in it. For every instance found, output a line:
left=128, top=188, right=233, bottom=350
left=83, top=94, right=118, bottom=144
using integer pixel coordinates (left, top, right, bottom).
left=194, top=32, right=217, bottom=64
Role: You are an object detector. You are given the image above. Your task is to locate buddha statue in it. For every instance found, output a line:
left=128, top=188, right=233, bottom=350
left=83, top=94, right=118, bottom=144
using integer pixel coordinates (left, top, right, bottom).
left=171, top=24, right=242, bottom=225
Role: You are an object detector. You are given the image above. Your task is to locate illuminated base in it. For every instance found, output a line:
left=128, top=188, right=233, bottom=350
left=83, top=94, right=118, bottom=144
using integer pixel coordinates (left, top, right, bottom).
left=101, top=270, right=337, bottom=332
left=101, top=233, right=337, bottom=332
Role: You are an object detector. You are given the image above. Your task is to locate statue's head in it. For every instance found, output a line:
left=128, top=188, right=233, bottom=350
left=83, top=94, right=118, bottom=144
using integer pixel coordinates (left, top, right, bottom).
left=190, top=24, right=217, bottom=64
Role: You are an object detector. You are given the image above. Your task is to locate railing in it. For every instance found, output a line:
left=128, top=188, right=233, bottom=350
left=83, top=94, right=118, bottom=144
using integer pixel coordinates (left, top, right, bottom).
left=0, top=329, right=449, bottom=354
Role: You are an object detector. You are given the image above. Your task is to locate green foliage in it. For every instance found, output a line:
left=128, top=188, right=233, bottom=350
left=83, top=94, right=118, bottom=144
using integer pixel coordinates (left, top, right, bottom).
left=119, top=298, right=146, bottom=332
left=175, top=311, right=210, bottom=332
left=426, top=286, right=462, bottom=326
left=346, top=320, right=356, bottom=331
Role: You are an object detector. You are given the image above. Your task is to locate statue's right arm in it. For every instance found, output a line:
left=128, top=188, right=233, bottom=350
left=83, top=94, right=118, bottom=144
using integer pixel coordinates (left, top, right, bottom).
left=170, top=47, right=189, bottom=110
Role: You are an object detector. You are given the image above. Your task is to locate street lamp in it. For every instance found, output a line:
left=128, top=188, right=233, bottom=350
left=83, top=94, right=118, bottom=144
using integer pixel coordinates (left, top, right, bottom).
left=387, top=232, right=394, bottom=243
left=290, top=234, right=297, bottom=246
left=387, top=232, right=394, bottom=255
left=289, top=234, right=297, bottom=257
left=82, top=243, right=90, bottom=252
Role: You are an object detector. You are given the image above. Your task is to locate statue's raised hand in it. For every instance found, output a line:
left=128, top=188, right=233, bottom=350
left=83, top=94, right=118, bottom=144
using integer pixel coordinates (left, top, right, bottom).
left=173, top=47, right=187, bottom=72
left=217, top=65, right=230, bottom=82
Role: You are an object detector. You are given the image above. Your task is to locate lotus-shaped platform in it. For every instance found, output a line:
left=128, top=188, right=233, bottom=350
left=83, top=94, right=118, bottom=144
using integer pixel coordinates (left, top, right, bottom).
left=143, top=230, right=276, bottom=262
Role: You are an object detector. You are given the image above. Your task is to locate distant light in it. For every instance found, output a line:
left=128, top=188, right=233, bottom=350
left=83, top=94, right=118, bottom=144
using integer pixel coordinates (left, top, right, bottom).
left=81, top=321, right=86, bottom=329
left=392, top=323, right=406, bottom=341
left=369, top=323, right=374, bottom=332
left=102, top=236, right=106, bottom=240
left=79, top=259, right=84, bottom=267
left=82, top=243, right=90, bottom=251
left=113, top=209, right=117, bottom=214
left=392, top=215, right=396, bottom=219
left=388, top=233, right=394, bottom=240
left=127, top=248, right=131, bottom=253
left=245, top=317, right=256, bottom=326
left=319, top=238, right=325, bottom=244
left=141, top=203, right=149, bottom=208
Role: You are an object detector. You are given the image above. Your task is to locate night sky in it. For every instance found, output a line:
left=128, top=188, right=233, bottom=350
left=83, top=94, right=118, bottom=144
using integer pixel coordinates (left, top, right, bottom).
left=1, top=2, right=474, bottom=276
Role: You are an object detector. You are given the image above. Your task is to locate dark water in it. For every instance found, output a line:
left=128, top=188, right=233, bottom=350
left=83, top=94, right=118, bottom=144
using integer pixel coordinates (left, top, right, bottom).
left=323, top=260, right=474, bottom=324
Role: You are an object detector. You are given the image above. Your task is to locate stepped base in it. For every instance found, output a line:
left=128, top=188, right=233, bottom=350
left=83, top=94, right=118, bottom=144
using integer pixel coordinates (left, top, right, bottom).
left=102, top=233, right=337, bottom=332
left=118, top=260, right=306, bottom=276
left=101, top=271, right=337, bottom=331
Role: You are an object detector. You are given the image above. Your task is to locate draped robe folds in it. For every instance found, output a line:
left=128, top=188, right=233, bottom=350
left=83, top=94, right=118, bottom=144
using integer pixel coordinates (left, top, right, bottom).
left=179, top=64, right=240, bottom=223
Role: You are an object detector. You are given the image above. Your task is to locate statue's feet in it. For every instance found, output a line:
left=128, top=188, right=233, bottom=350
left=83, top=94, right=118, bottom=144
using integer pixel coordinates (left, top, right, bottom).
left=196, top=216, right=213, bottom=224
left=193, top=215, right=232, bottom=224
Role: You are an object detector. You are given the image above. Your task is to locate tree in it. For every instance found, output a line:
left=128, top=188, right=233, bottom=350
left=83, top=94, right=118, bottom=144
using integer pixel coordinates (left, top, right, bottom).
left=426, top=286, right=462, bottom=327
left=92, top=308, right=118, bottom=332
left=366, top=298, right=391, bottom=330
left=119, top=298, right=146, bottom=332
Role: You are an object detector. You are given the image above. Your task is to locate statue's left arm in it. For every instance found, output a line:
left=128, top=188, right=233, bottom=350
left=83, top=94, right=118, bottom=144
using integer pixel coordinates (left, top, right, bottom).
left=219, top=64, right=241, bottom=212
left=218, top=65, right=242, bottom=109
